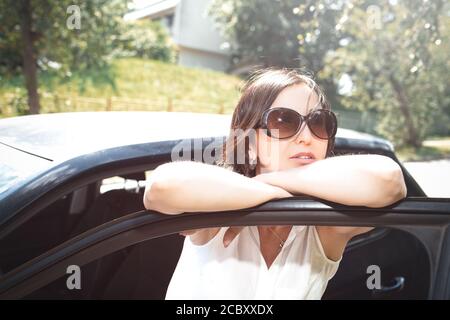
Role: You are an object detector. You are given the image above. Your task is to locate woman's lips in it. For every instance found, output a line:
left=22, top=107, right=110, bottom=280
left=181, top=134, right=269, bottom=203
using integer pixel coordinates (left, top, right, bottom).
left=289, top=152, right=316, bottom=165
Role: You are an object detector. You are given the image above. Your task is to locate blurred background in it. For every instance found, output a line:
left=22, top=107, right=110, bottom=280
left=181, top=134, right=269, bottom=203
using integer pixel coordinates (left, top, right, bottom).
left=0, top=0, right=449, bottom=167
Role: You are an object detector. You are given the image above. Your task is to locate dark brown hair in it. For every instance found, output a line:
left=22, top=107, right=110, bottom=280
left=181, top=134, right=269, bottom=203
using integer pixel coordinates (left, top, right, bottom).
left=217, top=68, right=335, bottom=177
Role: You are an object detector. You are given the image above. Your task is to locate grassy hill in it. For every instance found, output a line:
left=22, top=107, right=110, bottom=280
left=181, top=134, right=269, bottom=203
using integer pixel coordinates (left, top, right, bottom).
left=0, top=58, right=243, bottom=116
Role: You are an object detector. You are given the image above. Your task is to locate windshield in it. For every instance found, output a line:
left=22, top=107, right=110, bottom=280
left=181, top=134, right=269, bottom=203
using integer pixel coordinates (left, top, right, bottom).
left=0, top=144, right=50, bottom=195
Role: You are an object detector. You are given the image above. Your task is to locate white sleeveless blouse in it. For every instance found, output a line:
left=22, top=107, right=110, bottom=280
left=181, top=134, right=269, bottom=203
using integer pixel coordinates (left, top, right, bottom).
left=165, top=225, right=341, bottom=300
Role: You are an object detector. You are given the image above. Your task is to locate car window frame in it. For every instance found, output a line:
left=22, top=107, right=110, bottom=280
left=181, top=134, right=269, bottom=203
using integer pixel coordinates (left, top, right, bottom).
left=0, top=136, right=427, bottom=240
left=0, top=197, right=449, bottom=299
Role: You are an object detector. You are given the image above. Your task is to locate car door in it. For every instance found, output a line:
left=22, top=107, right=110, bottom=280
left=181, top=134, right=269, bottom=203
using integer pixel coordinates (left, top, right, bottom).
left=1, top=197, right=449, bottom=300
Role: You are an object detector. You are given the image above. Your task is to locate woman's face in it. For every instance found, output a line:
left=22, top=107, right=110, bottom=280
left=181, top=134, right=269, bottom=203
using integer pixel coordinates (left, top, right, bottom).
left=253, top=84, right=329, bottom=174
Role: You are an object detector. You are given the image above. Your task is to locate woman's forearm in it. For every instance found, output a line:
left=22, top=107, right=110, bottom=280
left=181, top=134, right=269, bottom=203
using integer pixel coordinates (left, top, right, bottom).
left=143, top=161, right=292, bottom=214
left=255, top=154, right=407, bottom=208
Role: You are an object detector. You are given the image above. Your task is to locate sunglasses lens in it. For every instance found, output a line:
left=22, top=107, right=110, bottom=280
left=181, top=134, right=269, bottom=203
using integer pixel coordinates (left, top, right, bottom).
left=308, top=110, right=337, bottom=139
left=266, top=108, right=301, bottom=138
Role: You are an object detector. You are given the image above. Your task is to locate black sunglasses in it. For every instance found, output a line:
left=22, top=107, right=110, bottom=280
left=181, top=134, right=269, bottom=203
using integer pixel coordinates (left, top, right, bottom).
left=260, top=107, right=338, bottom=140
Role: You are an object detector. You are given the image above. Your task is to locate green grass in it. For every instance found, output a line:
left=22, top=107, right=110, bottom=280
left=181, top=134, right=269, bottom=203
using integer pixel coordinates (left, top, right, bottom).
left=396, top=137, right=450, bottom=162
left=0, top=58, right=242, bottom=116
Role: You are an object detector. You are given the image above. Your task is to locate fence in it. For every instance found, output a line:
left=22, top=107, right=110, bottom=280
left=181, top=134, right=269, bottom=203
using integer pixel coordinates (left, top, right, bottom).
left=0, top=92, right=229, bottom=115
left=0, top=92, right=379, bottom=134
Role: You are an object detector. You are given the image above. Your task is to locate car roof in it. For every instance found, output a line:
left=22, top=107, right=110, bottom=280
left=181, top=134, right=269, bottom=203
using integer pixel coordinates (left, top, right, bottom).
left=0, top=112, right=233, bottom=162
left=1, top=112, right=419, bottom=229
left=0, top=111, right=392, bottom=162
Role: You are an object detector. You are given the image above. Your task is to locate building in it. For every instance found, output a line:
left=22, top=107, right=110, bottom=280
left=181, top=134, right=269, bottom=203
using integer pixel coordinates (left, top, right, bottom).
left=124, top=0, right=230, bottom=72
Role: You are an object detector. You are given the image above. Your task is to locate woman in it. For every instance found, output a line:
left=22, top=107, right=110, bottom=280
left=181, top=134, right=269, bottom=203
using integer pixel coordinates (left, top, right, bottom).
left=143, top=69, right=407, bottom=299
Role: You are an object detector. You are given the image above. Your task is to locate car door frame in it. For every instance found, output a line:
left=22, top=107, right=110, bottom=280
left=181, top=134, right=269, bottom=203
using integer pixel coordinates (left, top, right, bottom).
left=0, top=197, right=449, bottom=300
left=0, top=134, right=426, bottom=240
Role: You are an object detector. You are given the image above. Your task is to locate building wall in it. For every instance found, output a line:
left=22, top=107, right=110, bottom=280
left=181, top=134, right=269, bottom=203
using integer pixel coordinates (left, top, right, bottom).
left=126, top=0, right=230, bottom=71
left=178, top=46, right=229, bottom=71
left=172, top=0, right=229, bottom=71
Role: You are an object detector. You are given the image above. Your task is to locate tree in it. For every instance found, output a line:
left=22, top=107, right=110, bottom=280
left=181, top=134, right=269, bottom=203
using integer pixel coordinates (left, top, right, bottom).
left=118, top=19, right=176, bottom=63
left=319, top=0, right=449, bottom=147
left=209, top=0, right=304, bottom=68
left=0, top=0, right=129, bottom=114
left=208, top=0, right=344, bottom=106
left=208, top=0, right=449, bottom=147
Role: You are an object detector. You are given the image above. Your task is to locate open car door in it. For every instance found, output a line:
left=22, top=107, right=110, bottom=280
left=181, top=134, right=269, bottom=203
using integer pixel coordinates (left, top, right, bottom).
left=1, top=197, right=449, bottom=300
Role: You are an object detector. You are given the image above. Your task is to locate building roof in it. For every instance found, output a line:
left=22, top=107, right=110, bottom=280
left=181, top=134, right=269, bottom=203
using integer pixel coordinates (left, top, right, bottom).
left=124, top=0, right=179, bottom=21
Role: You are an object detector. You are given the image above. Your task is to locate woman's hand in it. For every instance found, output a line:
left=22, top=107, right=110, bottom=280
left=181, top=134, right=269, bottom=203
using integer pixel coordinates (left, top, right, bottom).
left=179, top=229, right=202, bottom=237
left=249, top=155, right=407, bottom=208
left=223, top=226, right=245, bottom=247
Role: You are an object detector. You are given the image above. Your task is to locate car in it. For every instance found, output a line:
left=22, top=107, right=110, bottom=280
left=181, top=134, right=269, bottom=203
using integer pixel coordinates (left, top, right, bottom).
left=0, top=111, right=449, bottom=300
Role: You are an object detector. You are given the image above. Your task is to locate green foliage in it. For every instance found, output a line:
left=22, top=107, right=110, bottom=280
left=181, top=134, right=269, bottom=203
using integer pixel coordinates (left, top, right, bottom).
left=0, top=0, right=129, bottom=76
left=320, top=0, right=449, bottom=146
left=0, top=58, right=242, bottom=116
left=208, top=0, right=449, bottom=147
left=396, top=140, right=450, bottom=162
left=208, top=0, right=344, bottom=111
left=208, top=0, right=303, bottom=68
left=117, top=19, right=177, bottom=63
left=3, top=89, right=28, bottom=116
left=0, top=0, right=130, bottom=112
left=0, top=0, right=176, bottom=114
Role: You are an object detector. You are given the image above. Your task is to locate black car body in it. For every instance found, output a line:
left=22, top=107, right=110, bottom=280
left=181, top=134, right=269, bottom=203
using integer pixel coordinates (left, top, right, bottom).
left=0, top=112, right=449, bottom=300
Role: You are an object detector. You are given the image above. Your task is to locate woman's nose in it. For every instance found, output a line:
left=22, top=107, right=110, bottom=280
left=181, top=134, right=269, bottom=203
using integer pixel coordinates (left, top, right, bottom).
left=293, top=123, right=313, bottom=145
